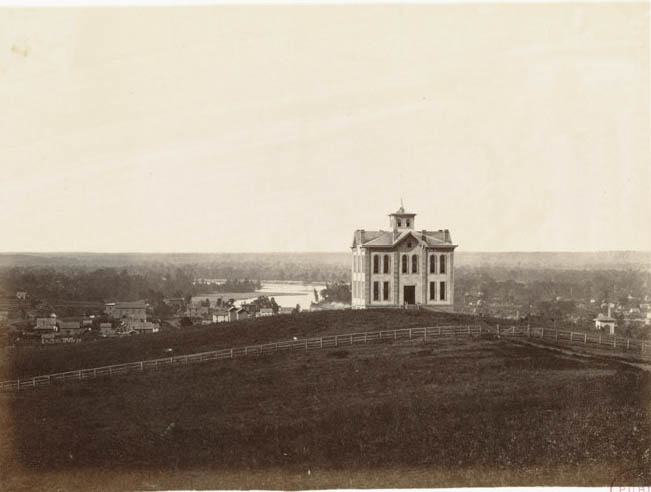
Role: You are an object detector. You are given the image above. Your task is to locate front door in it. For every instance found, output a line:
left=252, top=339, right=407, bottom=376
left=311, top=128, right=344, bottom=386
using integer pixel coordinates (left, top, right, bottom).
left=404, top=285, right=416, bottom=305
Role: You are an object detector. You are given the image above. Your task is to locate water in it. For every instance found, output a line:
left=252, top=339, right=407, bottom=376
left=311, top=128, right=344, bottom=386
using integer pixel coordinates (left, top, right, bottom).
left=193, top=281, right=327, bottom=311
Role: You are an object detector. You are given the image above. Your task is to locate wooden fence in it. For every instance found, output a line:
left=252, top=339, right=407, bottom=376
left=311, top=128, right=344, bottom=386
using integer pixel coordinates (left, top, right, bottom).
left=2, top=323, right=649, bottom=392
left=0, top=325, right=480, bottom=392
left=496, top=324, right=651, bottom=358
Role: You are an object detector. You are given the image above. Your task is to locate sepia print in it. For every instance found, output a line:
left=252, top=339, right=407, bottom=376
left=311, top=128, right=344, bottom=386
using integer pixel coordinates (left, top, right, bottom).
left=0, top=2, right=650, bottom=491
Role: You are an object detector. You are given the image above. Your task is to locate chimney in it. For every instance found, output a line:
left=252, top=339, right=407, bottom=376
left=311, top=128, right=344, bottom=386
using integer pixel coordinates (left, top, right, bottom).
left=608, top=305, right=612, bottom=318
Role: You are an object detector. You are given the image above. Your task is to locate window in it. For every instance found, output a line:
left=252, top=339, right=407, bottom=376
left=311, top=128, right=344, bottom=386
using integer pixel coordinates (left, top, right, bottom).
left=440, top=281, right=446, bottom=301
left=383, top=281, right=389, bottom=301
left=429, top=254, right=436, bottom=274
left=440, top=255, right=446, bottom=274
left=373, top=281, right=379, bottom=301
left=373, top=255, right=379, bottom=274
left=398, top=219, right=402, bottom=227
left=402, top=255, right=408, bottom=273
left=407, top=241, right=412, bottom=248
left=412, top=254, right=418, bottom=274
left=406, top=219, right=410, bottom=227
left=430, top=281, right=435, bottom=300
left=383, top=254, right=390, bottom=274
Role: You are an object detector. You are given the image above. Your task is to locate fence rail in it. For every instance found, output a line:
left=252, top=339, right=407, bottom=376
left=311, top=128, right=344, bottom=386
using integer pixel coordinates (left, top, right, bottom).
left=495, top=324, right=651, bottom=358
left=2, top=323, right=649, bottom=392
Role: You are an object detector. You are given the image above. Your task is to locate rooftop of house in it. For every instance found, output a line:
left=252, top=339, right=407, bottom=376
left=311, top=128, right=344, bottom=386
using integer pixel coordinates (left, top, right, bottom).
left=352, top=228, right=456, bottom=249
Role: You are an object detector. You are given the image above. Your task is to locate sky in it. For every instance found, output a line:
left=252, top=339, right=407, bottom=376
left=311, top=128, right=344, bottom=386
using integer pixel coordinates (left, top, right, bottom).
left=0, top=3, right=649, bottom=253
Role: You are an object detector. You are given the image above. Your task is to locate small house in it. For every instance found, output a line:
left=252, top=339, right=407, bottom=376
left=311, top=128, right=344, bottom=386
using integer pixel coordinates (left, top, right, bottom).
left=228, top=306, right=238, bottom=322
left=213, top=310, right=229, bottom=323
left=35, top=316, right=58, bottom=332
left=236, top=308, right=249, bottom=321
left=257, top=308, right=274, bottom=317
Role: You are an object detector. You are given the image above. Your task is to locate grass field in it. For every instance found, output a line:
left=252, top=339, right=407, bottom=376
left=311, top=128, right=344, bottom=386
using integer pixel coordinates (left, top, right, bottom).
left=2, top=310, right=483, bottom=380
left=1, top=330, right=649, bottom=491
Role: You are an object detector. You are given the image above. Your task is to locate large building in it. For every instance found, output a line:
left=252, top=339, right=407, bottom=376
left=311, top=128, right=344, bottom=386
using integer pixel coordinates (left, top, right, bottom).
left=351, top=205, right=457, bottom=310
left=105, top=300, right=147, bottom=321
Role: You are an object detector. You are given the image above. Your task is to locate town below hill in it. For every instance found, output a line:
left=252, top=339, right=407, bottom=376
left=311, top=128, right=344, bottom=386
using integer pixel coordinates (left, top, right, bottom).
left=0, top=251, right=649, bottom=346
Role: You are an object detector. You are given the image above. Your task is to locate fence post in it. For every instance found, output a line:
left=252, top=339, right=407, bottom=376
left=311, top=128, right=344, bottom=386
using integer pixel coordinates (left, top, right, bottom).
left=570, top=332, right=573, bottom=342
left=140, top=361, right=144, bottom=371
left=364, top=332, right=367, bottom=344
left=320, top=338, right=323, bottom=349
left=438, top=326, right=441, bottom=336
left=245, top=347, right=248, bottom=356
left=93, top=368, right=97, bottom=378
left=555, top=329, right=558, bottom=341
left=230, top=348, right=233, bottom=358
left=613, top=338, right=616, bottom=348
left=78, top=370, right=82, bottom=380
left=305, top=340, right=308, bottom=350
left=335, top=336, right=338, bottom=347
left=497, top=324, right=500, bottom=336
left=394, top=330, right=397, bottom=340
left=409, top=328, right=412, bottom=339
left=468, top=325, right=471, bottom=336
left=584, top=333, right=587, bottom=344
left=627, top=339, right=630, bottom=350
left=527, top=324, right=531, bottom=337
left=599, top=335, right=602, bottom=345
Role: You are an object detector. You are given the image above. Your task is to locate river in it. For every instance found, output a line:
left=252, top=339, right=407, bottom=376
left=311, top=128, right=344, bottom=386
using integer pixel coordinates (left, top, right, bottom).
left=192, top=281, right=327, bottom=311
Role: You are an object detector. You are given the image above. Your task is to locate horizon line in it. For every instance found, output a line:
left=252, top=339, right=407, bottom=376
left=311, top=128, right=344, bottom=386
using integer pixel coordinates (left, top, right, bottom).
left=0, top=250, right=649, bottom=255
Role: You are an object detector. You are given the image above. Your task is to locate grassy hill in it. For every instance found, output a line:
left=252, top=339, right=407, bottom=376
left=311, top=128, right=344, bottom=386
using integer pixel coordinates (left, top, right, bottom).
left=1, top=331, right=649, bottom=491
left=3, top=309, right=481, bottom=381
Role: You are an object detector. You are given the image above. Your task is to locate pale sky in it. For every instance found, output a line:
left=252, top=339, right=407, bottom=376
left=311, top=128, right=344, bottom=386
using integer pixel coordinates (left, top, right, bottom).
left=1, top=3, right=649, bottom=253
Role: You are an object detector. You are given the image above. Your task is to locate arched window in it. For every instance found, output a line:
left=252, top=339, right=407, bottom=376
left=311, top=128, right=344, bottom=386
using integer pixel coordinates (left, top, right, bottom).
left=383, top=254, right=390, bottom=274
left=440, top=255, right=446, bottom=274
left=401, top=255, right=408, bottom=273
left=412, top=255, right=418, bottom=274
left=406, top=219, right=410, bottom=227
left=373, top=255, right=379, bottom=274
left=397, top=219, right=402, bottom=227
left=429, top=255, right=436, bottom=274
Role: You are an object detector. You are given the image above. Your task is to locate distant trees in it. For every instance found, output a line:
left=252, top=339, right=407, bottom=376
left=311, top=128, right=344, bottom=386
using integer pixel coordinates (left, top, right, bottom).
left=319, top=282, right=352, bottom=304
left=251, top=295, right=279, bottom=314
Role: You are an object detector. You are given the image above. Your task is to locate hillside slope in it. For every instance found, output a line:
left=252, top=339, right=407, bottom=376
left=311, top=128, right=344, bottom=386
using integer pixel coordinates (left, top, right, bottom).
left=3, top=310, right=481, bottom=380
left=1, top=336, right=649, bottom=491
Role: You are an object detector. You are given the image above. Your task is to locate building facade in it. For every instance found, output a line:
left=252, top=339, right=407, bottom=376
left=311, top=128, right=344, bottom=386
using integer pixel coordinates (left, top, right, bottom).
left=105, top=301, right=147, bottom=321
left=351, top=205, right=457, bottom=310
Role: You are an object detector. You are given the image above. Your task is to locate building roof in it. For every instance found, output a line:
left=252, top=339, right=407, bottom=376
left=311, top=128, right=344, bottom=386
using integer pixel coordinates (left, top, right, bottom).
left=352, top=229, right=456, bottom=249
left=594, top=315, right=616, bottom=322
left=106, top=301, right=147, bottom=308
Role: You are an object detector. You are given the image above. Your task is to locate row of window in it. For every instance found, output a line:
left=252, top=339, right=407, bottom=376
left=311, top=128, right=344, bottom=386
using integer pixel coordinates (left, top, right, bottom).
left=365, top=281, right=447, bottom=302
left=430, top=281, right=447, bottom=301
left=357, top=253, right=449, bottom=275
left=371, top=254, right=447, bottom=275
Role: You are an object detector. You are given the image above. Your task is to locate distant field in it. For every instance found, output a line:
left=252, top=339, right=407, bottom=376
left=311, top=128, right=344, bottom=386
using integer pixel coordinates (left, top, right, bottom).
left=1, top=335, right=649, bottom=491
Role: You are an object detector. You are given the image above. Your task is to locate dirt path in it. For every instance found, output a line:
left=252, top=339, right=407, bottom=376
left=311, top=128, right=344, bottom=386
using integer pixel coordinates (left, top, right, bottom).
left=505, top=337, right=651, bottom=372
